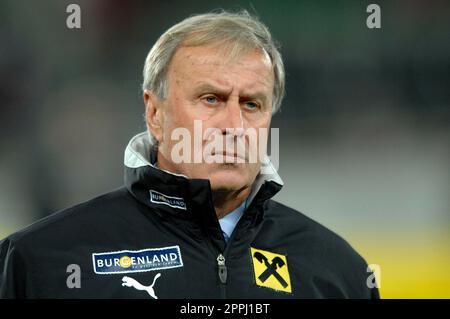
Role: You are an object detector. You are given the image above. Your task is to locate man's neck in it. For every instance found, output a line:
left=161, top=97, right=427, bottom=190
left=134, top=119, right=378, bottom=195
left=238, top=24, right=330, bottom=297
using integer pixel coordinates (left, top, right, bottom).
left=212, top=187, right=251, bottom=219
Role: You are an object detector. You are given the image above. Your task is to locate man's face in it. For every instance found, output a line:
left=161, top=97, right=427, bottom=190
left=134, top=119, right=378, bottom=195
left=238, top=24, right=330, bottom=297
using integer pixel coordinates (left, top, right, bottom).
left=147, top=44, right=274, bottom=193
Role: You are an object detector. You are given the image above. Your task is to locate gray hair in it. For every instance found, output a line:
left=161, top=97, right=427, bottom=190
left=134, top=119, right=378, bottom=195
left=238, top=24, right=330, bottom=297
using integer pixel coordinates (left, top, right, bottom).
left=142, top=10, right=285, bottom=145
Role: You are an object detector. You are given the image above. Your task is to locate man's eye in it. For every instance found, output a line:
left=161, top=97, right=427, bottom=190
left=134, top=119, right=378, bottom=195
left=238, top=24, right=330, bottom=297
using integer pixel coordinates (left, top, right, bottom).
left=203, top=96, right=218, bottom=104
left=244, top=101, right=259, bottom=110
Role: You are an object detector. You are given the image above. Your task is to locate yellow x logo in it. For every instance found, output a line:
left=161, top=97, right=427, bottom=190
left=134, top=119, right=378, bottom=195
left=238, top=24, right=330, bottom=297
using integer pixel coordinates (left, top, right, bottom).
left=250, top=247, right=292, bottom=293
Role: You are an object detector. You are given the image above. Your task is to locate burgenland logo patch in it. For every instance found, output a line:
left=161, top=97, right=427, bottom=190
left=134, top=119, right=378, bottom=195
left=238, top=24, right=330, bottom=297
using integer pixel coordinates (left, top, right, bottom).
left=149, top=190, right=186, bottom=210
left=92, top=245, right=183, bottom=274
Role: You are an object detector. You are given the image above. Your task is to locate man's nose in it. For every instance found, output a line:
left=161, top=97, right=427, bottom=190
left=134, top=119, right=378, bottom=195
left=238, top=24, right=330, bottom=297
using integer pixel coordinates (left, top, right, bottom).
left=220, top=99, right=244, bottom=135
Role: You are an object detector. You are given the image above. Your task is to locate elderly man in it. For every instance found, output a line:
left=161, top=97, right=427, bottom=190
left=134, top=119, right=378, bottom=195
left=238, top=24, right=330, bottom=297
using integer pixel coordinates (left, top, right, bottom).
left=0, top=11, right=379, bottom=298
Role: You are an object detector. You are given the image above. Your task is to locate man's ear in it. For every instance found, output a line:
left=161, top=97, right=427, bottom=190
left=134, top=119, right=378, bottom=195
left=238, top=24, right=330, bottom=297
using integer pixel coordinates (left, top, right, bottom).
left=144, top=89, right=164, bottom=143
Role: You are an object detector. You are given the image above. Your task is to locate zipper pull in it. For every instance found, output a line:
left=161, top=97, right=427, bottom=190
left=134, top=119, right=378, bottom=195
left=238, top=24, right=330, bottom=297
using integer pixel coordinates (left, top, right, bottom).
left=217, top=253, right=227, bottom=284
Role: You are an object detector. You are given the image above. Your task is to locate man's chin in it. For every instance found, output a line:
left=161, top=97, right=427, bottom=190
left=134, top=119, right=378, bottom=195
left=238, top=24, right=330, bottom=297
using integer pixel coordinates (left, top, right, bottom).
left=208, top=171, right=249, bottom=193
left=180, top=162, right=261, bottom=192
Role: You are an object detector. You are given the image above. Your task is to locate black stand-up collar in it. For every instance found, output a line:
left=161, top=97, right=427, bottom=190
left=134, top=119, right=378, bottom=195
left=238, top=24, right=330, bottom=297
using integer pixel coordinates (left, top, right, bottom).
left=123, top=132, right=283, bottom=228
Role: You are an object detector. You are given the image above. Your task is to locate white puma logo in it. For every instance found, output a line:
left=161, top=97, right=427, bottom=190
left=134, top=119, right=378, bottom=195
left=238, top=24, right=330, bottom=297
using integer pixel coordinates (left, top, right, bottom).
left=121, top=273, right=161, bottom=299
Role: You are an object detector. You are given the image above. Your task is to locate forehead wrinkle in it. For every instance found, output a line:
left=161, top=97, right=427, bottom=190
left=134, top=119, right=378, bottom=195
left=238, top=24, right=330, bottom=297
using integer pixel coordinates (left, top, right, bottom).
left=169, top=46, right=274, bottom=96
left=194, top=62, right=273, bottom=90
left=193, top=81, right=234, bottom=96
left=173, top=45, right=271, bottom=72
left=193, top=80, right=270, bottom=101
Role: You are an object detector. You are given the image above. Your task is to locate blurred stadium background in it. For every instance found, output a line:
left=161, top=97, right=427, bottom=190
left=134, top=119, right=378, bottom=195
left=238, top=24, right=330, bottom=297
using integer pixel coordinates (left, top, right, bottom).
left=0, top=0, right=449, bottom=298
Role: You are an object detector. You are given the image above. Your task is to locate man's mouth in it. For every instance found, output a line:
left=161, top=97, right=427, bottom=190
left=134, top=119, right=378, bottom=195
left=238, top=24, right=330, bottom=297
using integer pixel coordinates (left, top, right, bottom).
left=208, top=151, right=247, bottom=163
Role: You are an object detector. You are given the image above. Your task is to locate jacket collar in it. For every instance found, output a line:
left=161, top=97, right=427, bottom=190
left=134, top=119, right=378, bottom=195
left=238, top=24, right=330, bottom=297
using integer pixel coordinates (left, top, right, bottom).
left=123, top=132, right=283, bottom=218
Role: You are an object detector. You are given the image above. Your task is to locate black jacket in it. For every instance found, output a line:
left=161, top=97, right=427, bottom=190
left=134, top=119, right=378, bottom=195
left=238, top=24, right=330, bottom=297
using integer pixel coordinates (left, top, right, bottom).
left=0, top=132, right=379, bottom=299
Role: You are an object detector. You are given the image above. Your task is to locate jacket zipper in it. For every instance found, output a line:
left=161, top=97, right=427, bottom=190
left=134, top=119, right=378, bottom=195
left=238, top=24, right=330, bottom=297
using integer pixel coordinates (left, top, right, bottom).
left=217, top=253, right=227, bottom=283
left=214, top=202, right=256, bottom=298
left=215, top=214, right=248, bottom=298
left=217, top=253, right=227, bottom=298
